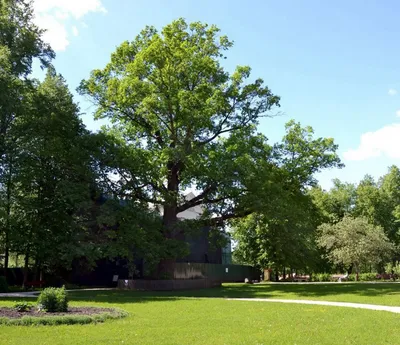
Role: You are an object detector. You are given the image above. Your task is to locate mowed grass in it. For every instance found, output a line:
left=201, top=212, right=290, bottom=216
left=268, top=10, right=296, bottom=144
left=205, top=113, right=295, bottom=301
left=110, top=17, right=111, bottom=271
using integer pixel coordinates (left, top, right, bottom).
left=0, top=283, right=399, bottom=345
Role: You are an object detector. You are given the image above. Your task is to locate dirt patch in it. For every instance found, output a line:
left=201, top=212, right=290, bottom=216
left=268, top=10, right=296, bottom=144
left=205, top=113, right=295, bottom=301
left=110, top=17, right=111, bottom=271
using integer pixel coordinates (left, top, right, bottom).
left=0, top=307, right=114, bottom=319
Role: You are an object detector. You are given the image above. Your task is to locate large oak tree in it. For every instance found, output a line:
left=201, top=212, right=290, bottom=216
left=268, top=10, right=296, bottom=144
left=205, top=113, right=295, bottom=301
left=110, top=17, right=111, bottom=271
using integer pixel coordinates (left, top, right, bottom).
left=80, top=19, right=341, bottom=245
left=79, top=19, right=283, bottom=237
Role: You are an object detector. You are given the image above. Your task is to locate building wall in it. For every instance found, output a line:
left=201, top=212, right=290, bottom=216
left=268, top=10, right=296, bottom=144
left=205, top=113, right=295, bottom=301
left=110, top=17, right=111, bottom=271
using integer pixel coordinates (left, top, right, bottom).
left=177, top=226, right=222, bottom=264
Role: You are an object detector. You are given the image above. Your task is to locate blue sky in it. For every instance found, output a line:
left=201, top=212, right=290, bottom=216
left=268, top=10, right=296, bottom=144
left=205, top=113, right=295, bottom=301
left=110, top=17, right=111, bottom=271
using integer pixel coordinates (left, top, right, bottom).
left=32, top=0, right=400, bottom=189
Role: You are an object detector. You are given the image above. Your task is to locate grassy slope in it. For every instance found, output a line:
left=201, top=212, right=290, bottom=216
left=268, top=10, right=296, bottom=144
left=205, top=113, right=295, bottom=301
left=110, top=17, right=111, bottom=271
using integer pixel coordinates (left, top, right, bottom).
left=0, top=283, right=399, bottom=345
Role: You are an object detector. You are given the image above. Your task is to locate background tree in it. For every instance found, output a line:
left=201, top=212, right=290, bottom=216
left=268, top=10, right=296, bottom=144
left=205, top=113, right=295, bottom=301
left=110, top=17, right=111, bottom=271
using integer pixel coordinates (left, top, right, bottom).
left=232, top=120, right=343, bottom=278
left=378, top=166, right=400, bottom=250
left=317, top=216, right=394, bottom=280
left=309, top=179, right=356, bottom=223
left=0, top=0, right=54, bottom=275
left=10, top=69, right=96, bottom=284
left=232, top=196, right=320, bottom=280
left=352, top=171, right=400, bottom=261
left=0, top=0, right=53, bottom=77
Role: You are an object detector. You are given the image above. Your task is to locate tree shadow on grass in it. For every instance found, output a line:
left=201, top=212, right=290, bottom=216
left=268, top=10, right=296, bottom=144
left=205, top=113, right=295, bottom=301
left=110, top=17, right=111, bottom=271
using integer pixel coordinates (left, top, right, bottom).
left=66, top=282, right=400, bottom=303
left=1, top=283, right=398, bottom=305
left=0, top=292, right=183, bottom=306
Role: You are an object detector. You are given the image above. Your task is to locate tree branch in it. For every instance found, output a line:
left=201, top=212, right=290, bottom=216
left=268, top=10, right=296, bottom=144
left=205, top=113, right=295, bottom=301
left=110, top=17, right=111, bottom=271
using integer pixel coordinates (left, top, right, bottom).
left=176, top=183, right=217, bottom=213
left=206, top=209, right=253, bottom=227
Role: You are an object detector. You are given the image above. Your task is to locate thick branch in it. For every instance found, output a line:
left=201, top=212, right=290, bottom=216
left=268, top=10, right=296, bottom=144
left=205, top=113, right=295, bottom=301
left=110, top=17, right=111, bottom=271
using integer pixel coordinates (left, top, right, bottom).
left=102, top=102, right=165, bottom=147
left=208, top=209, right=253, bottom=227
left=176, top=183, right=217, bottom=213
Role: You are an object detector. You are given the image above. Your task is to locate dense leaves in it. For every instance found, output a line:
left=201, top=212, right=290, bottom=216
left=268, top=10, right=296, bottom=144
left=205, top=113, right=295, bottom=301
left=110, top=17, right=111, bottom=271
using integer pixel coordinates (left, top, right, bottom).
left=0, top=0, right=54, bottom=76
left=79, top=19, right=284, bottom=236
left=79, top=18, right=342, bottom=269
left=317, top=216, right=394, bottom=278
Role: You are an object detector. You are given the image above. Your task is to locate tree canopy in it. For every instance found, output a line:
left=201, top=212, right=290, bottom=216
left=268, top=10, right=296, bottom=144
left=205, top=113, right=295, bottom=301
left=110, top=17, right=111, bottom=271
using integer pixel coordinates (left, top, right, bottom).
left=79, top=19, right=342, bottom=258
left=317, top=216, right=394, bottom=279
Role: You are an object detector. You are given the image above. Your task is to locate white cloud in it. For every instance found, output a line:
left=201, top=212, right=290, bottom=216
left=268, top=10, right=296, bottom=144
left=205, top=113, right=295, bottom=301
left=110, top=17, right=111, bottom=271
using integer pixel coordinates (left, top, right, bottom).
left=35, top=14, right=69, bottom=51
left=34, top=0, right=106, bottom=19
left=72, top=26, right=79, bottom=37
left=396, top=110, right=400, bottom=117
left=33, top=0, right=106, bottom=51
left=343, top=123, right=400, bottom=161
left=388, top=88, right=398, bottom=96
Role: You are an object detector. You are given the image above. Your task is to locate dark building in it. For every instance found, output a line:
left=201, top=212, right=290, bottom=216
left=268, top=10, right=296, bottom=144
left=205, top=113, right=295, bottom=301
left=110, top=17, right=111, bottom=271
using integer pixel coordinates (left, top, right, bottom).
left=63, top=193, right=232, bottom=286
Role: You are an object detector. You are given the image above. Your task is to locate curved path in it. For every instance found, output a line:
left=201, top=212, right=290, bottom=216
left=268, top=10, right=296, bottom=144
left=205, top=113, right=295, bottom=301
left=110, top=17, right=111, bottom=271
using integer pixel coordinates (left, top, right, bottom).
left=0, top=288, right=114, bottom=298
left=227, top=298, right=400, bottom=314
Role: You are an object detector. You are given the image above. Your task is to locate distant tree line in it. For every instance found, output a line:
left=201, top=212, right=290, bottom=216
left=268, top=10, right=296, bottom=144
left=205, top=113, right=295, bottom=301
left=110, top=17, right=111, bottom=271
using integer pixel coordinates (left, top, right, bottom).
left=233, top=167, right=400, bottom=279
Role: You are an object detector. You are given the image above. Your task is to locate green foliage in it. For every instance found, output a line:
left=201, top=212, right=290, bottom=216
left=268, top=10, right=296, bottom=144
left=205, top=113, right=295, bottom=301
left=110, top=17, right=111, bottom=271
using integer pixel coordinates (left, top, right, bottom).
left=347, top=274, right=356, bottom=281
left=310, top=272, right=378, bottom=282
left=232, top=184, right=324, bottom=273
left=273, top=121, right=343, bottom=187
left=385, top=261, right=400, bottom=276
left=317, top=216, right=395, bottom=277
left=37, top=287, right=68, bottom=313
left=13, top=302, right=33, bottom=312
left=231, top=119, right=342, bottom=273
left=0, top=276, right=8, bottom=292
left=310, top=166, right=400, bottom=270
left=0, top=0, right=54, bottom=76
left=5, top=68, right=101, bottom=274
left=312, top=273, right=332, bottom=282
left=358, top=273, right=378, bottom=281
left=0, top=0, right=98, bottom=278
left=99, top=199, right=166, bottom=276
left=79, top=18, right=278, bottom=260
left=309, top=179, right=356, bottom=223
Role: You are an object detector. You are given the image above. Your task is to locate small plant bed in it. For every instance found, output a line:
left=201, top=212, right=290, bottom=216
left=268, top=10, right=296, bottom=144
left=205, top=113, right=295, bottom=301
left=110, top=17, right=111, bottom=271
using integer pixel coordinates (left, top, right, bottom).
left=0, top=306, right=128, bottom=326
left=0, top=286, right=128, bottom=326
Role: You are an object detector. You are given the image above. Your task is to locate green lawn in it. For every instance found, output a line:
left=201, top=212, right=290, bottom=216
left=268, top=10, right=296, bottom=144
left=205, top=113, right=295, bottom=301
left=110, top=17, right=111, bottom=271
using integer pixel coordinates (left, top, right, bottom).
left=0, top=283, right=399, bottom=345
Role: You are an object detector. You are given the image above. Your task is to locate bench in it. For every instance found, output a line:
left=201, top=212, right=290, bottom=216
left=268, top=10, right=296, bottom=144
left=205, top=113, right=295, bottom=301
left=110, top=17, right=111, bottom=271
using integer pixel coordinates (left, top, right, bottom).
left=376, top=273, right=398, bottom=281
left=293, top=276, right=309, bottom=282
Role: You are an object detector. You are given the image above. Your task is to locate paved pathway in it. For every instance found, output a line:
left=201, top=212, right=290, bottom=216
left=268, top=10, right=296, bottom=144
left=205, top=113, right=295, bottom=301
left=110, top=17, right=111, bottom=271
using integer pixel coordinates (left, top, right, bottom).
left=227, top=298, right=400, bottom=314
left=264, top=281, right=400, bottom=285
left=0, top=291, right=38, bottom=298
left=0, top=288, right=115, bottom=298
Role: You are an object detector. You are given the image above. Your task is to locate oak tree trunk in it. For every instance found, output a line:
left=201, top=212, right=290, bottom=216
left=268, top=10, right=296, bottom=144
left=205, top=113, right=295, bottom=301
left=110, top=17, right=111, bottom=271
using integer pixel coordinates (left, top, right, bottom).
left=23, top=251, right=30, bottom=288
left=3, top=160, right=12, bottom=278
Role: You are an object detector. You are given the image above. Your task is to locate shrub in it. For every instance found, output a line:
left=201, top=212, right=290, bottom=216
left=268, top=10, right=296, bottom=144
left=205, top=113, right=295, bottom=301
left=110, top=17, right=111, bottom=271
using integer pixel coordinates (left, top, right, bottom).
left=14, top=302, right=33, bottom=312
left=385, top=262, right=400, bottom=278
left=347, top=274, right=356, bottom=281
left=313, top=273, right=332, bottom=282
left=37, top=286, right=68, bottom=313
left=0, top=276, right=8, bottom=292
left=359, top=273, right=377, bottom=281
